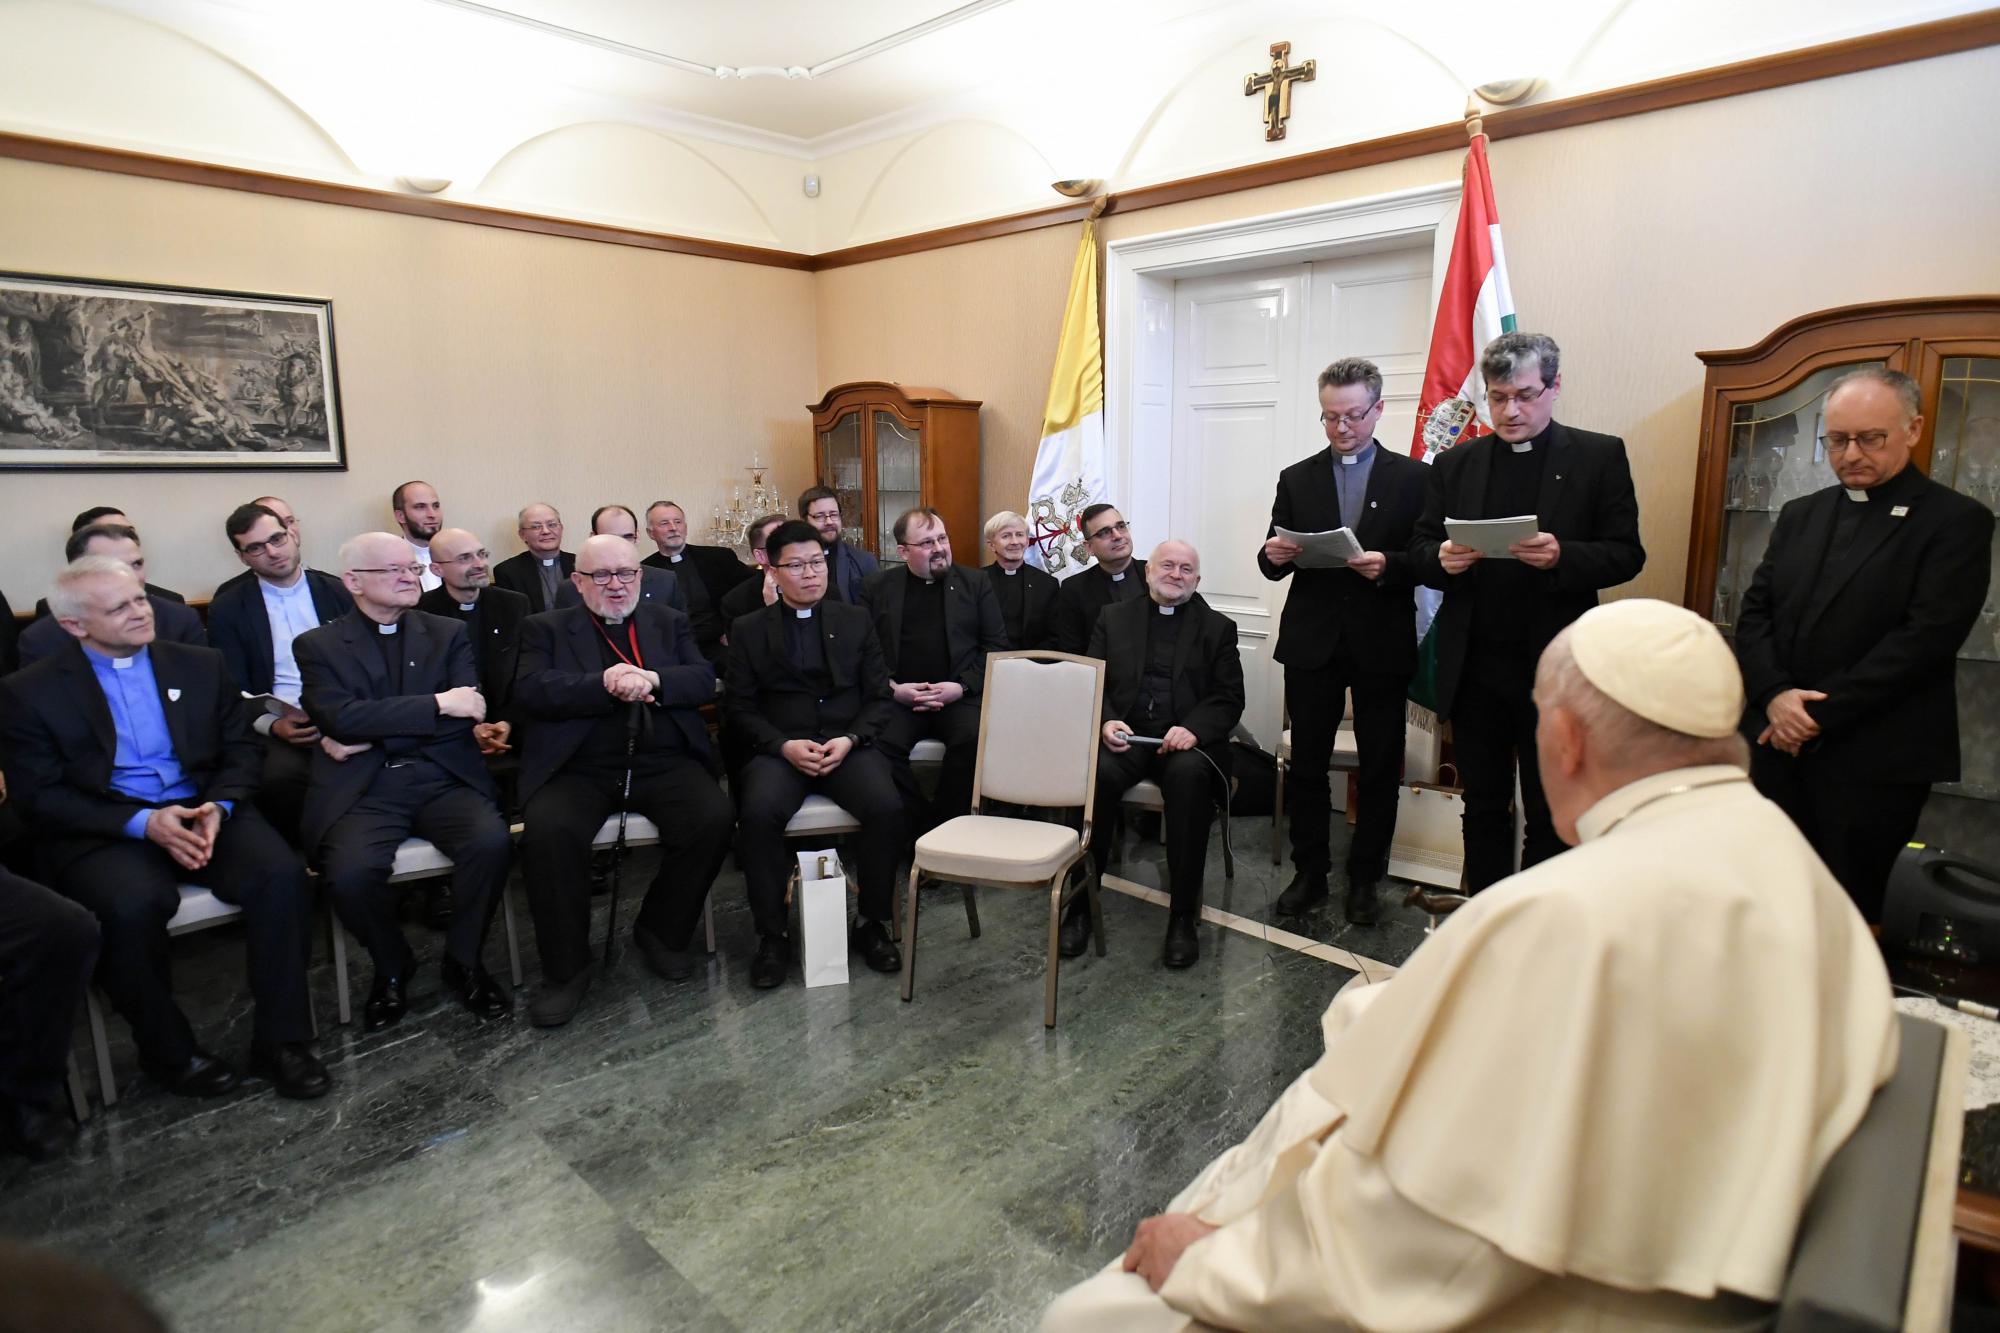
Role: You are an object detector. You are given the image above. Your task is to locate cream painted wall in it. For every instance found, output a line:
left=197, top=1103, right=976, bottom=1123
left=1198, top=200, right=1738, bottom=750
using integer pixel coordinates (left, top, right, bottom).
left=0, top=156, right=819, bottom=606
left=814, top=47, right=2000, bottom=603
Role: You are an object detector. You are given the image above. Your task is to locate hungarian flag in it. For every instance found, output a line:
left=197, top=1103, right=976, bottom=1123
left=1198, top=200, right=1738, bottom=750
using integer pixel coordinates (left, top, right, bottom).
left=1409, top=135, right=1515, bottom=711
left=1024, top=216, right=1108, bottom=578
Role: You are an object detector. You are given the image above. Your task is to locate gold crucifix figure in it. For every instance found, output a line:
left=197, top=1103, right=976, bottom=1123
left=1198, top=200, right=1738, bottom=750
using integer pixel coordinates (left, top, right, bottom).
left=1244, top=40, right=1315, bottom=141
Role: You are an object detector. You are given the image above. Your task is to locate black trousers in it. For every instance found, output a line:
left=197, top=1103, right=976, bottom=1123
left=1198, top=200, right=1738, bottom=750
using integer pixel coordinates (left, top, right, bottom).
left=1284, top=656, right=1409, bottom=882
left=519, top=758, right=735, bottom=983
left=55, top=809, right=315, bottom=1064
left=1092, top=744, right=1230, bottom=914
left=254, top=733, right=314, bottom=847
left=318, top=761, right=511, bottom=978
left=0, top=868, right=99, bottom=1112
left=1752, top=751, right=1932, bottom=923
left=1451, top=660, right=1563, bottom=893
left=877, top=699, right=982, bottom=837
left=735, top=748, right=904, bottom=940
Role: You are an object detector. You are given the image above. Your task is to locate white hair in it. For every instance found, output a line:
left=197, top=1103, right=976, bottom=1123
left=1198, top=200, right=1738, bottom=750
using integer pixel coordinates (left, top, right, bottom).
left=1535, top=627, right=1748, bottom=773
left=338, top=531, right=408, bottom=574
left=517, top=501, right=560, bottom=525
left=49, top=555, right=142, bottom=621
left=984, top=510, right=1028, bottom=543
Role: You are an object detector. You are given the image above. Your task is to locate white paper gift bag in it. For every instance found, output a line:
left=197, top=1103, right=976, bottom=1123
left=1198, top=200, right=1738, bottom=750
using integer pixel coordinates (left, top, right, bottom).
left=796, top=848, right=850, bottom=988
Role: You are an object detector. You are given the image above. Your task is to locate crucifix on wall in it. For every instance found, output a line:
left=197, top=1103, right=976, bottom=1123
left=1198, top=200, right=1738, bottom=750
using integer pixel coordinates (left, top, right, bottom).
left=1244, top=41, right=1315, bottom=141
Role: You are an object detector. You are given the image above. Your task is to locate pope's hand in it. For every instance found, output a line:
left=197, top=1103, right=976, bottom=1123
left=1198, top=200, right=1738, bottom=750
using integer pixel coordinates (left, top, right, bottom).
left=1122, top=1213, right=1218, bottom=1293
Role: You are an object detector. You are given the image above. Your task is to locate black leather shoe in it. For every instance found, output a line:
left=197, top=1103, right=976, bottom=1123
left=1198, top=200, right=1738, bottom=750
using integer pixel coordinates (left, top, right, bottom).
left=851, top=918, right=902, bottom=974
left=634, top=924, right=699, bottom=982
left=422, top=882, right=453, bottom=930
left=364, top=968, right=413, bottom=1032
left=1057, top=901, right=1093, bottom=958
left=529, top=967, right=591, bottom=1028
left=750, top=935, right=790, bottom=989
left=1344, top=878, right=1382, bottom=926
left=1274, top=870, right=1329, bottom=915
left=1163, top=913, right=1200, bottom=969
left=250, top=1042, right=332, bottom=1100
left=142, top=1050, right=242, bottom=1098
left=2, top=1099, right=78, bottom=1162
left=441, top=956, right=512, bottom=1020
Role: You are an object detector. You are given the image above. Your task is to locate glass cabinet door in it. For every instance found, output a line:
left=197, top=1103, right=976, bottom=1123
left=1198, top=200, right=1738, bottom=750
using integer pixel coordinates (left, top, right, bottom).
left=1927, top=356, right=2000, bottom=815
left=1712, top=359, right=1884, bottom=634
left=872, top=412, right=922, bottom=564
left=819, top=409, right=865, bottom=543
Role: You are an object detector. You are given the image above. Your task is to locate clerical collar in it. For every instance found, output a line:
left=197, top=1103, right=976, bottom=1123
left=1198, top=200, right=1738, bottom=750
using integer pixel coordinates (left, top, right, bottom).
left=82, top=643, right=146, bottom=669
left=1574, top=765, right=1750, bottom=843
left=598, top=614, right=625, bottom=627
left=1506, top=422, right=1554, bottom=455
left=458, top=600, right=478, bottom=612
left=1337, top=440, right=1376, bottom=466
left=668, top=552, right=684, bottom=562
left=1109, top=569, right=1127, bottom=582
left=1002, top=566, right=1019, bottom=575
left=1156, top=603, right=1177, bottom=615
left=1843, top=488, right=1869, bottom=502
left=793, top=607, right=814, bottom=619
left=1846, top=462, right=1922, bottom=504
left=377, top=621, right=399, bottom=635
left=539, top=556, right=556, bottom=566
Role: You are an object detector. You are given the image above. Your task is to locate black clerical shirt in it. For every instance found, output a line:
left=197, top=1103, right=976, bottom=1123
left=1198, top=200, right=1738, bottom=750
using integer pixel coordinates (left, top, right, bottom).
left=1133, top=604, right=1183, bottom=734
left=1469, top=424, right=1551, bottom=664
left=992, top=566, right=1027, bottom=646
left=784, top=604, right=833, bottom=694
left=898, top=570, right=950, bottom=684
left=372, top=621, right=422, bottom=756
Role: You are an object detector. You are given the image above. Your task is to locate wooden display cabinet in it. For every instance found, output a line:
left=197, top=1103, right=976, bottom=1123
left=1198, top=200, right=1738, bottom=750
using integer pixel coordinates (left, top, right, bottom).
left=809, top=382, right=982, bottom=566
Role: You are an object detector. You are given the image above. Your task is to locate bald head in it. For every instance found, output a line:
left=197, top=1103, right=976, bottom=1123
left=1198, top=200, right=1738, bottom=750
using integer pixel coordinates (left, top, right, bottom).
left=430, top=527, right=491, bottom=600
left=573, top=533, right=644, bottom=619
left=1146, top=540, right=1201, bottom=607
left=339, top=531, right=424, bottom=620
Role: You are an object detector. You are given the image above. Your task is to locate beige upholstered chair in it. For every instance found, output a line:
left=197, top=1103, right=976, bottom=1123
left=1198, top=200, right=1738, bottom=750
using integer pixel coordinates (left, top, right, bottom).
left=900, top=651, right=1106, bottom=1027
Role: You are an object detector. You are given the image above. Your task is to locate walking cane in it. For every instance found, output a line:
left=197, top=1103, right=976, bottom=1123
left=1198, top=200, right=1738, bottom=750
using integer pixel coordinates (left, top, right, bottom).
left=603, top=700, right=642, bottom=966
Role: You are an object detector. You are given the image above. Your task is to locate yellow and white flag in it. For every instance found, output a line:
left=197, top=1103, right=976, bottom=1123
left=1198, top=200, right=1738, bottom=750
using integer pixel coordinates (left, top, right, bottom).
left=1025, top=216, right=1107, bottom=578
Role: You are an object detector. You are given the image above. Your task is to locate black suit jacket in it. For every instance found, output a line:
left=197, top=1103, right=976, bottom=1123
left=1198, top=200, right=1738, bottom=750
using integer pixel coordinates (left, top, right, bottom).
left=824, top=540, right=879, bottom=604
left=493, top=549, right=576, bottom=615
left=0, top=639, right=262, bottom=877
left=417, top=584, right=530, bottom=718
left=207, top=568, right=354, bottom=695
left=18, top=593, right=206, bottom=668
left=1056, top=559, right=1150, bottom=657
left=719, top=571, right=772, bottom=637
left=0, top=585, right=17, bottom=675
left=644, top=545, right=757, bottom=596
left=859, top=563, right=1007, bottom=693
left=513, top=603, right=717, bottom=802
left=293, top=610, right=496, bottom=850
left=1410, top=422, right=1646, bottom=717
left=724, top=600, right=894, bottom=756
left=1089, top=593, right=1245, bottom=746
left=1258, top=442, right=1428, bottom=676
left=982, top=563, right=1059, bottom=651
left=1735, top=468, right=1993, bottom=784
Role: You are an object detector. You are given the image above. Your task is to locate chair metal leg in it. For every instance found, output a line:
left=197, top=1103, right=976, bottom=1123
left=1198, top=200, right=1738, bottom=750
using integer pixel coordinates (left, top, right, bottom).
left=1272, top=757, right=1286, bottom=865
left=1221, top=804, right=1236, bottom=881
left=961, top=884, right=980, bottom=938
left=501, top=887, right=524, bottom=988
left=330, top=911, right=351, bottom=1027
left=67, top=1053, right=90, bottom=1123
left=1085, top=864, right=1107, bottom=958
left=1044, top=882, right=1063, bottom=1028
left=899, top=865, right=922, bottom=1002
left=85, top=987, right=116, bottom=1107
left=703, top=895, right=716, bottom=954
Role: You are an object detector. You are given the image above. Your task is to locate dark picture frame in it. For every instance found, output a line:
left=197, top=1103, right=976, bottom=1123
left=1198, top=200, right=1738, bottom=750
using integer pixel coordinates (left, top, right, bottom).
left=0, top=271, right=345, bottom=471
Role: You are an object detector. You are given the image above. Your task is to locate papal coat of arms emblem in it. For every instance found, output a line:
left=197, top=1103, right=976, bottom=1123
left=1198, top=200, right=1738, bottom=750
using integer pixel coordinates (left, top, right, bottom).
left=1029, top=476, right=1093, bottom=573
left=1421, top=395, right=1480, bottom=458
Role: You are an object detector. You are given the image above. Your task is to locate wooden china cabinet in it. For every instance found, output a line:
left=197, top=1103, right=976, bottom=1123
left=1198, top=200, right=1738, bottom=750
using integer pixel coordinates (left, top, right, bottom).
left=809, top=382, right=982, bottom=566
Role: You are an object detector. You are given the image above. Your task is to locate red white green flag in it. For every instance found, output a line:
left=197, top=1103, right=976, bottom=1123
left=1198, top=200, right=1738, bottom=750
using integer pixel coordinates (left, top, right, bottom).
left=1411, top=134, right=1515, bottom=463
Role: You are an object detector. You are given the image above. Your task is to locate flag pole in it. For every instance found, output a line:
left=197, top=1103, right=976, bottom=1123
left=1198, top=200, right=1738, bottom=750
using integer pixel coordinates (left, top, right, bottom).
left=1464, top=95, right=1485, bottom=142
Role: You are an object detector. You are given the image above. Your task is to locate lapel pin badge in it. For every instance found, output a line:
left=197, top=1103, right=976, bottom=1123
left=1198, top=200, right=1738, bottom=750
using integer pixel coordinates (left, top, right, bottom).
left=1891, top=505, right=1910, bottom=518
left=167, top=688, right=182, bottom=702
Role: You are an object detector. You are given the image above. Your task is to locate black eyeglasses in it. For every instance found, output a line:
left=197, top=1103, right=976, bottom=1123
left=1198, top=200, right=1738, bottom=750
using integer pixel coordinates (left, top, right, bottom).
left=583, top=568, right=641, bottom=585
left=1086, top=520, right=1130, bottom=541
left=238, top=530, right=294, bottom=558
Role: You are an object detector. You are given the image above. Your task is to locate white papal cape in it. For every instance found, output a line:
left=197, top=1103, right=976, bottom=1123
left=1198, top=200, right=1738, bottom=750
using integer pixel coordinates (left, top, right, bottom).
left=1043, top=766, right=1897, bottom=1332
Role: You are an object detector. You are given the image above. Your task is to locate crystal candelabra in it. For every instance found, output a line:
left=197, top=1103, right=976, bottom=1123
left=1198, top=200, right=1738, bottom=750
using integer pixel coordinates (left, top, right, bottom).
left=707, top=462, right=788, bottom=555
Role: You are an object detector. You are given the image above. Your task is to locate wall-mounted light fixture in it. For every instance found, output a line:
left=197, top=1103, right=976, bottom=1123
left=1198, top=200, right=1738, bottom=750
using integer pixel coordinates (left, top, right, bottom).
left=396, top=176, right=454, bottom=194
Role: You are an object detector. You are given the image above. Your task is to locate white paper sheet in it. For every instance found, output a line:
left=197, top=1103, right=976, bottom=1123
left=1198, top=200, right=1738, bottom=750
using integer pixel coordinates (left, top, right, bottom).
left=1444, top=514, right=1539, bottom=557
left=1275, top=525, right=1364, bottom=569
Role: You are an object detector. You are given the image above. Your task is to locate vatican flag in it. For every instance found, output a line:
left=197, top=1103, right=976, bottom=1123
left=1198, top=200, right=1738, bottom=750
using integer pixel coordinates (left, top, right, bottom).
left=1024, top=213, right=1108, bottom=578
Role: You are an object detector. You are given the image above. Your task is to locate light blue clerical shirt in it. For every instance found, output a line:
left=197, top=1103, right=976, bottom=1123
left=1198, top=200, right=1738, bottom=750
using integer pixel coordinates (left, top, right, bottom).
left=82, top=644, right=230, bottom=838
left=1331, top=439, right=1377, bottom=533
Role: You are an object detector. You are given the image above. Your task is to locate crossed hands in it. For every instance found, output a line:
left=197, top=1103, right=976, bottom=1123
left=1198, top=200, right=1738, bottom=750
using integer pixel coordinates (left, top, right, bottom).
left=602, top=663, right=659, bottom=704
left=892, top=680, right=965, bottom=712
left=1757, top=688, right=1826, bottom=756
left=145, top=802, right=224, bottom=871
left=473, top=721, right=513, bottom=756
left=781, top=735, right=854, bottom=777
left=1121, top=1213, right=1217, bottom=1293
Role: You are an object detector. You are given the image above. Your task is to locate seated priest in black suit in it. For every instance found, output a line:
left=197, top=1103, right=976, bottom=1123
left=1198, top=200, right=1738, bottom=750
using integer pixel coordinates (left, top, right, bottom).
left=45, top=506, right=186, bottom=606
left=644, top=499, right=758, bottom=663
left=0, top=556, right=329, bottom=1099
left=0, top=847, right=99, bottom=1159
left=418, top=528, right=529, bottom=762
left=514, top=534, right=735, bottom=1027
left=1074, top=540, right=1245, bottom=969
left=552, top=505, right=685, bottom=614
left=294, top=532, right=514, bottom=1031
left=982, top=510, right=1059, bottom=651
left=20, top=525, right=205, bottom=666
left=726, top=520, right=904, bottom=990
left=860, top=507, right=1007, bottom=835
left=800, top=486, right=879, bottom=603
left=492, top=502, right=574, bottom=615
left=717, top=513, right=786, bottom=640
left=207, top=502, right=354, bottom=844
left=1056, top=504, right=1148, bottom=656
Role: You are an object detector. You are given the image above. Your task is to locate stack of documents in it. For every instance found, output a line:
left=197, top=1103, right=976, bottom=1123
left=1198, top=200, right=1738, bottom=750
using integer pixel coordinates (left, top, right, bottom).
left=1444, top=515, right=1539, bottom=557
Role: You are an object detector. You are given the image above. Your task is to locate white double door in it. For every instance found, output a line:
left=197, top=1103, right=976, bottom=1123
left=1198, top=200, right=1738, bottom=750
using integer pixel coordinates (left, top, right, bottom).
left=1166, top=244, right=1434, bottom=748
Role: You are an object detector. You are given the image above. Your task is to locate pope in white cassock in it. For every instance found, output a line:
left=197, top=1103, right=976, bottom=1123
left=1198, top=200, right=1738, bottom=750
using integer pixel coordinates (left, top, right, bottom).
left=1041, top=598, right=1897, bottom=1332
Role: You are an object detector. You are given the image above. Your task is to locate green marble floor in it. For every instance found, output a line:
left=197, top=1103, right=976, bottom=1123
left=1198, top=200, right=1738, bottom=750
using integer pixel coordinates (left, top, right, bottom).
left=0, top=816, right=1434, bottom=1332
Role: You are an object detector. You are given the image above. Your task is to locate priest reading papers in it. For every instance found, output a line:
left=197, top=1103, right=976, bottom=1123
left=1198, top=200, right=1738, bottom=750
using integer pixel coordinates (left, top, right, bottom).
left=1041, top=598, right=1897, bottom=1333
